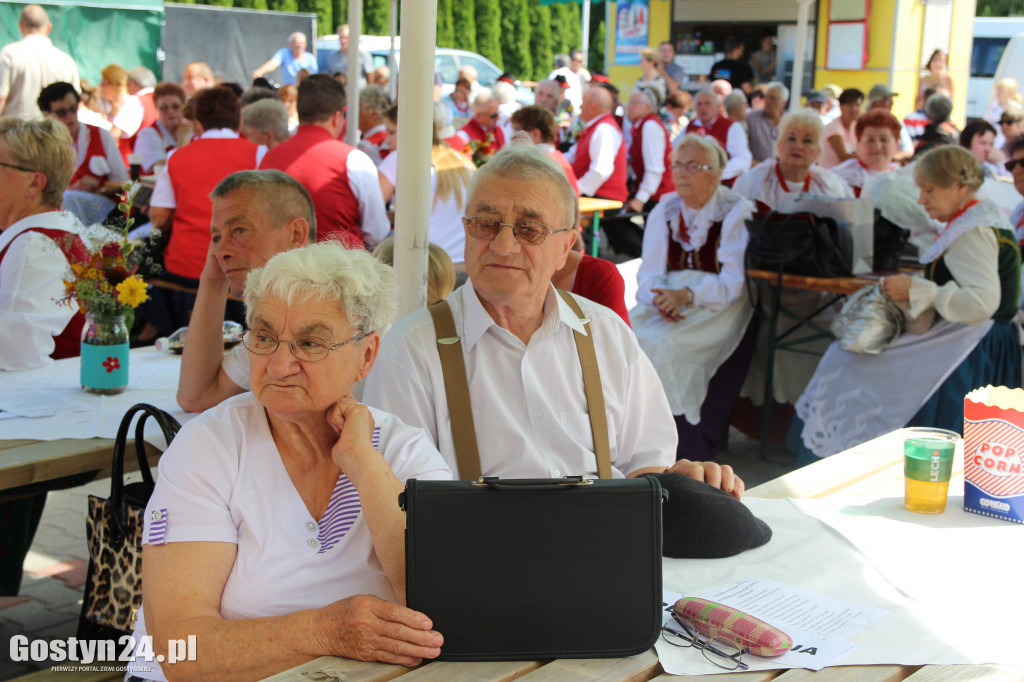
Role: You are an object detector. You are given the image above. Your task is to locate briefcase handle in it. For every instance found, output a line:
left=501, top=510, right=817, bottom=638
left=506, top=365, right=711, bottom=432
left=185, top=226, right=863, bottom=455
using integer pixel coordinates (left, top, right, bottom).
left=471, top=476, right=594, bottom=487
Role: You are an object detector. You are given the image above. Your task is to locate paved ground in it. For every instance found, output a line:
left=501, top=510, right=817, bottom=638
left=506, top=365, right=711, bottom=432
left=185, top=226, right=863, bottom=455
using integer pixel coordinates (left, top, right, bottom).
left=0, top=431, right=796, bottom=681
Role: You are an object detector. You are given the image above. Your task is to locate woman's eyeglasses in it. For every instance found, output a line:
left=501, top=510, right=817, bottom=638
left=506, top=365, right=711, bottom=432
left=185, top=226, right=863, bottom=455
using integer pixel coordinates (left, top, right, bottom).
left=670, top=161, right=714, bottom=173
left=242, top=329, right=367, bottom=361
left=463, top=216, right=571, bottom=246
left=660, top=613, right=750, bottom=671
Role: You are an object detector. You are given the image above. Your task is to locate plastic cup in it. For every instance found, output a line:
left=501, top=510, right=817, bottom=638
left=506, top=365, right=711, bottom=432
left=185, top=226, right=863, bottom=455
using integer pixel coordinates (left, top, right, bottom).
left=904, top=427, right=959, bottom=514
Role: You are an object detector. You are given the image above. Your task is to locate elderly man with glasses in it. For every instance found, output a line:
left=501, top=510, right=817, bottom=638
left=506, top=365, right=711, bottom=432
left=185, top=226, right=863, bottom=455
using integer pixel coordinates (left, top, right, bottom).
left=363, top=145, right=745, bottom=499
left=455, top=90, right=505, bottom=161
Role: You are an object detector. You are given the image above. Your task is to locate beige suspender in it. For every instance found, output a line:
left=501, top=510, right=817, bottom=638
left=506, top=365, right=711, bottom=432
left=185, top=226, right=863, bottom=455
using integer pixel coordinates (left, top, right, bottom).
left=427, top=292, right=612, bottom=480
left=428, top=301, right=483, bottom=481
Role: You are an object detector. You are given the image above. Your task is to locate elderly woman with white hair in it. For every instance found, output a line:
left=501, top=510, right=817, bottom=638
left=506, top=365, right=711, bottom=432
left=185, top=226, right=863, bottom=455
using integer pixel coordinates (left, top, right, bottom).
left=794, top=146, right=1021, bottom=465
left=732, top=109, right=852, bottom=413
left=129, top=243, right=450, bottom=681
left=630, top=134, right=756, bottom=461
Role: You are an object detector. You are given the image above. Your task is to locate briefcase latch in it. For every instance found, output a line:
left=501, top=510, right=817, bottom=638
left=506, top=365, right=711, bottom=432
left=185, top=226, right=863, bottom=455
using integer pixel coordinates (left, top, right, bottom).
left=471, top=476, right=595, bottom=487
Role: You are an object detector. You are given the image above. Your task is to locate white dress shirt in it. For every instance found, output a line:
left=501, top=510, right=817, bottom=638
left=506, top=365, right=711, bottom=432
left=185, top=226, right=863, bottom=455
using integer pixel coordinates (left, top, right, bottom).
left=111, top=95, right=144, bottom=137
left=362, top=280, right=677, bottom=479
left=722, top=120, right=753, bottom=180
left=634, top=118, right=668, bottom=203
left=0, top=211, right=82, bottom=370
left=133, top=120, right=176, bottom=172
left=151, top=129, right=265, bottom=209
left=565, top=116, right=624, bottom=197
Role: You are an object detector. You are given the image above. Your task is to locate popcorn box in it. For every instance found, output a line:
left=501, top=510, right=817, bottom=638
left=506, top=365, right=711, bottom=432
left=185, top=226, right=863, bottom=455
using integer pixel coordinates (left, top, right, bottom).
left=964, top=386, right=1024, bottom=524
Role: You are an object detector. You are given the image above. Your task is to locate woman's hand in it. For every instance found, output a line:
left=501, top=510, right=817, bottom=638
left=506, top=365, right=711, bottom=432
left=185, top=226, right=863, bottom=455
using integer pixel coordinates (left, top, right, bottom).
left=313, top=595, right=443, bottom=666
left=881, top=274, right=913, bottom=303
left=670, top=460, right=745, bottom=500
left=326, top=397, right=376, bottom=475
left=651, top=287, right=692, bottom=322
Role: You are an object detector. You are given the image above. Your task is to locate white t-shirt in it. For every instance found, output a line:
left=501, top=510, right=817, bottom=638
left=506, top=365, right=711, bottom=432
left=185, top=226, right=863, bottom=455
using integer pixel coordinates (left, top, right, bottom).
left=819, top=117, right=856, bottom=169
left=378, top=152, right=467, bottom=264
left=131, top=392, right=450, bottom=681
left=0, top=34, right=80, bottom=119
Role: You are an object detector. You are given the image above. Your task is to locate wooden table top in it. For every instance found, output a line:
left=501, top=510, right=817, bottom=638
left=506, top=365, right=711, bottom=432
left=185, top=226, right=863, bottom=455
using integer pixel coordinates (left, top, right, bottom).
left=262, top=429, right=1021, bottom=681
left=746, top=269, right=878, bottom=296
left=578, top=196, right=625, bottom=214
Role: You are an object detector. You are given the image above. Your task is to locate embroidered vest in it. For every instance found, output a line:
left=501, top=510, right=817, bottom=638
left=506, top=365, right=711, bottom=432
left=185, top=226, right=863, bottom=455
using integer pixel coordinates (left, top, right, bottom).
left=572, top=113, right=628, bottom=201
left=667, top=220, right=723, bottom=274
left=925, top=226, right=1021, bottom=323
left=70, top=125, right=109, bottom=186
left=0, top=226, right=88, bottom=359
left=629, top=114, right=674, bottom=201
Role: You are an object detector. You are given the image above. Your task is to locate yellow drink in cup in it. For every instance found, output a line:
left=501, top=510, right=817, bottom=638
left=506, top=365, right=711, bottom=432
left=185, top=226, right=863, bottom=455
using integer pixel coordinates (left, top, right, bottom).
left=904, top=428, right=959, bottom=514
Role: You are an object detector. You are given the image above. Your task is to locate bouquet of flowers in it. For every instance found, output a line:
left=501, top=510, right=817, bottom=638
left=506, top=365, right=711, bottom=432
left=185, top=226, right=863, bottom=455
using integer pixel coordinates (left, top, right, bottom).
left=58, top=182, right=151, bottom=329
left=468, top=131, right=499, bottom=168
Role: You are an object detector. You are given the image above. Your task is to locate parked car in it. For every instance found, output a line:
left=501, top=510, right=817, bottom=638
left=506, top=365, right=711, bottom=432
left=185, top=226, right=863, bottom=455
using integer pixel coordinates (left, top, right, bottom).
left=316, top=34, right=533, bottom=104
left=967, top=17, right=1024, bottom=119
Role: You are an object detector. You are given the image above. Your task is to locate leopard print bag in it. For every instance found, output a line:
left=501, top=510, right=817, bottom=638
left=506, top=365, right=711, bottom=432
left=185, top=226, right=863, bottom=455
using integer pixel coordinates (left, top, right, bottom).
left=78, top=404, right=180, bottom=640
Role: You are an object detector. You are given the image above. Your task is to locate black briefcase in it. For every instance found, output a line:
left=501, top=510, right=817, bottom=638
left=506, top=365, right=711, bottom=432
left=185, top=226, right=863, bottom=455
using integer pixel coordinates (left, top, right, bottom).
left=401, top=476, right=664, bottom=661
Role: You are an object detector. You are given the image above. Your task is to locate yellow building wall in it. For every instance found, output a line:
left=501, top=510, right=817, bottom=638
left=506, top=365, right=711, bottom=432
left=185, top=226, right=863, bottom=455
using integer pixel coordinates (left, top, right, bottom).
left=947, top=0, right=977, bottom=127
left=607, top=0, right=672, bottom=95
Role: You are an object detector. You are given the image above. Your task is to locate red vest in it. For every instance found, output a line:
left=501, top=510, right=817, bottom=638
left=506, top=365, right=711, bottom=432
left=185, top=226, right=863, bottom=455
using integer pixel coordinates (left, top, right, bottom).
left=260, top=124, right=363, bottom=247
left=70, top=125, right=109, bottom=186
left=165, top=136, right=259, bottom=279
left=121, top=92, right=159, bottom=165
left=458, top=118, right=506, bottom=156
left=629, top=114, right=674, bottom=202
left=0, top=226, right=88, bottom=359
left=572, top=113, right=628, bottom=201
left=685, top=116, right=735, bottom=155
left=667, top=219, right=723, bottom=274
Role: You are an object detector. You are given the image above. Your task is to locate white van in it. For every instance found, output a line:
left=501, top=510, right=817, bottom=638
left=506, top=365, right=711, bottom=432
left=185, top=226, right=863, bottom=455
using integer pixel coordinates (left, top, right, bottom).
left=968, top=17, right=1024, bottom=119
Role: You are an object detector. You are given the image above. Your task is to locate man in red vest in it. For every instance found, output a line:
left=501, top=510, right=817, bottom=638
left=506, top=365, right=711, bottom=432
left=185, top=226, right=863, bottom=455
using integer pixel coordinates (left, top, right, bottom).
left=260, top=74, right=389, bottom=248
left=625, top=85, right=674, bottom=214
left=148, top=86, right=260, bottom=334
left=456, top=91, right=506, bottom=162
left=357, top=84, right=392, bottom=166
left=685, top=89, right=752, bottom=182
left=566, top=86, right=627, bottom=202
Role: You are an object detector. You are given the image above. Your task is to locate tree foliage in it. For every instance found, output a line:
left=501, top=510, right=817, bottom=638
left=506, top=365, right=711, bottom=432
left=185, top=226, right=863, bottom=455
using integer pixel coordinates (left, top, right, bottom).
left=977, top=0, right=1024, bottom=16
left=268, top=0, right=299, bottom=12
left=451, top=0, right=477, bottom=52
left=588, top=7, right=604, bottom=74
left=363, top=0, right=390, bottom=34
left=475, top=0, right=503, bottom=66
left=436, top=0, right=455, bottom=47
left=528, top=1, right=553, bottom=81
left=499, top=0, right=531, bottom=79
left=297, top=0, right=331, bottom=35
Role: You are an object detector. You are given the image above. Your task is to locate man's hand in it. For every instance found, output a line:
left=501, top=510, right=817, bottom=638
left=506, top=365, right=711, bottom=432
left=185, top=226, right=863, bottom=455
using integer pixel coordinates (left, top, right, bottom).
left=312, top=594, right=443, bottom=667
left=669, top=460, right=745, bottom=500
left=881, top=274, right=913, bottom=303
left=626, top=197, right=645, bottom=213
left=199, top=239, right=229, bottom=288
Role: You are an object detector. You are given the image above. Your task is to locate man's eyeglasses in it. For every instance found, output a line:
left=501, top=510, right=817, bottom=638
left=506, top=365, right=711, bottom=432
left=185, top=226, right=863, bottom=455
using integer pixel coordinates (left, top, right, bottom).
left=242, top=329, right=368, bottom=362
left=47, top=106, right=76, bottom=118
left=660, top=613, right=750, bottom=671
left=463, top=216, right=572, bottom=246
left=670, top=161, right=715, bottom=173
left=999, top=118, right=1021, bottom=126
left=0, top=160, right=38, bottom=173
left=1006, top=158, right=1024, bottom=172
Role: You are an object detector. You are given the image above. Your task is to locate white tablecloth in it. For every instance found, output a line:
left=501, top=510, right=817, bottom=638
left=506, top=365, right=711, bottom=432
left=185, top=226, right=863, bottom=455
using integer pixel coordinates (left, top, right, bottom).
left=0, top=347, right=191, bottom=442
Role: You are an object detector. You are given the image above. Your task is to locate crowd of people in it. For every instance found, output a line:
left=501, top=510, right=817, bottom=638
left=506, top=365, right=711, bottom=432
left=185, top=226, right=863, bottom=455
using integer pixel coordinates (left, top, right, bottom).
left=1, top=6, right=1021, bottom=678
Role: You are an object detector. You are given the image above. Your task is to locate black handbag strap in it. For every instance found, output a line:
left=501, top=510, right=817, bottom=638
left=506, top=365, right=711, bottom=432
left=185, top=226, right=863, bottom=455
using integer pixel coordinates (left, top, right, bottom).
left=109, top=403, right=181, bottom=521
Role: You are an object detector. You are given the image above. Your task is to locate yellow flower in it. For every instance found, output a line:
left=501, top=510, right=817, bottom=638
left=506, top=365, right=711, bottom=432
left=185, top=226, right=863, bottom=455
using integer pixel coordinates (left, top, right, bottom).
left=116, top=275, right=148, bottom=308
left=82, top=267, right=104, bottom=281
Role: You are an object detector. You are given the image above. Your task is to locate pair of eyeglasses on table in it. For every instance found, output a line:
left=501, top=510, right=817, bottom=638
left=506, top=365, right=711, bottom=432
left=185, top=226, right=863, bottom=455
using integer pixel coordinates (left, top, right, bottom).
left=660, top=611, right=751, bottom=671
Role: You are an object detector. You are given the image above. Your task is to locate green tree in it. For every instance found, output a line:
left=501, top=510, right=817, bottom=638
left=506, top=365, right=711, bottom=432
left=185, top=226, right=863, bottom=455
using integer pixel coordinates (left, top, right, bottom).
left=363, top=0, right=389, bottom=34
left=452, top=0, right=477, bottom=52
left=528, top=1, right=552, bottom=81
left=298, top=0, right=332, bottom=36
left=475, top=0, right=502, bottom=66
left=234, top=0, right=269, bottom=8
left=588, top=12, right=604, bottom=74
left=206, top=0, right=235, bottom=6
left=268, top=0, right=299, bottom=12
left=436, top=0, right=455, bottom=48
left=549, top=4, right=578, bottom=56
left=977, top=0, right=1024, bottom=15
left=499, top=0, right=531, bottom=79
